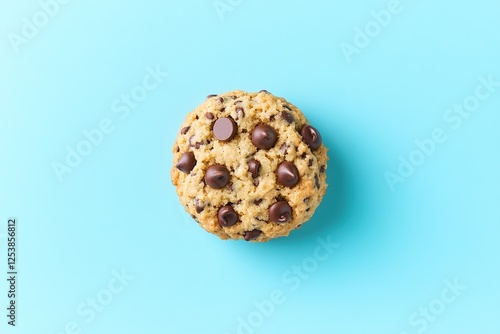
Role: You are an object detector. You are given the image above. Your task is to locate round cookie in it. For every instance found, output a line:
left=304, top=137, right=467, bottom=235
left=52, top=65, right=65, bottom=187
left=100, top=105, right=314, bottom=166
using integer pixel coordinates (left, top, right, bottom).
left=171, top=90, right=328, bottom=242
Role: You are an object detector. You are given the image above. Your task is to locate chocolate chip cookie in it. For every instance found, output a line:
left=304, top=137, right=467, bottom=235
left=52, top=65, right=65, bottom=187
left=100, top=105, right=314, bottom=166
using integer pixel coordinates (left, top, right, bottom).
left=171, top=90, right=328, bottom=242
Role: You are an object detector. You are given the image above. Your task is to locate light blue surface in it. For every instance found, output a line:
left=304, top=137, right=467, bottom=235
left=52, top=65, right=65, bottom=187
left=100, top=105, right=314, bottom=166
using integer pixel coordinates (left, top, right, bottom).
left=1, top=1, right=499, bottom=333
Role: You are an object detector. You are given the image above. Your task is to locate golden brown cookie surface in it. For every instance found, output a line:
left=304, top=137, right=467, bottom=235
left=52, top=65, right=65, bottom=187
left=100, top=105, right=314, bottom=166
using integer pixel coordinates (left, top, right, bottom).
left=171, top=90, right=328, bottom=242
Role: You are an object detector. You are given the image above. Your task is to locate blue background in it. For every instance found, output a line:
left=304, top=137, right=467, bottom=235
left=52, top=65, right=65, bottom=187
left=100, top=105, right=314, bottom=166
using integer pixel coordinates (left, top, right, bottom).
left=1, top=0, right=499, bottom=333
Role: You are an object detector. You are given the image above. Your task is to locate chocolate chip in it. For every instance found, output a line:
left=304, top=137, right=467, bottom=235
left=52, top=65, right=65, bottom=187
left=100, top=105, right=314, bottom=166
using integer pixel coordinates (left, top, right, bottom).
left=195, top=199, right=205, bottom=213
left=253, top=199, right=263, bottom=205
left=218, top=205, right=238, bottom=227
left=269, top=201, right=292, bottom=223
left=315, top=174, right=320, bottom=188
left=235, top=106, right=245, bottom=120
left=188, top=136, right=204, bottom=149
left=213, top=117, right=237, bottom=141
left=277, top=162, right=300, bottom=187
left=206, top=112, right=214, bottom=119
left=205, top=165, right=230, bottom=189
left=218, top=97, right=224, bottom=103
left=320, top=165, right=326, bottom=173
left=251, top=124, right=277, bottom=149
left=301, top=125, right=322, bottom=150
left=281, top=111, right=294, bottom=124
left=180, top=126, right=190, bottom=135
left=244, top=229, right=262, bottom=241
left=248, top=159, right=261, bottom=178
left=280, top=143, right=289, bottom=155
left=259, top=90, right=270, bottom=94
left=308, top=159, right=313, bottom=167
left=176, top=152, right=196, bottom=174
left=253, top=179, right=259, bottom=186
left=234, top=100, right=242, bottom=105
left=206, top=94, right=217, bottom=99
left=220, top=107, right=226, bottom=112
left=270, top=115, right=276, bottom=121
left=303, top=197, right=310, bottom=203
left=301, top=152, right=307, bottom=159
